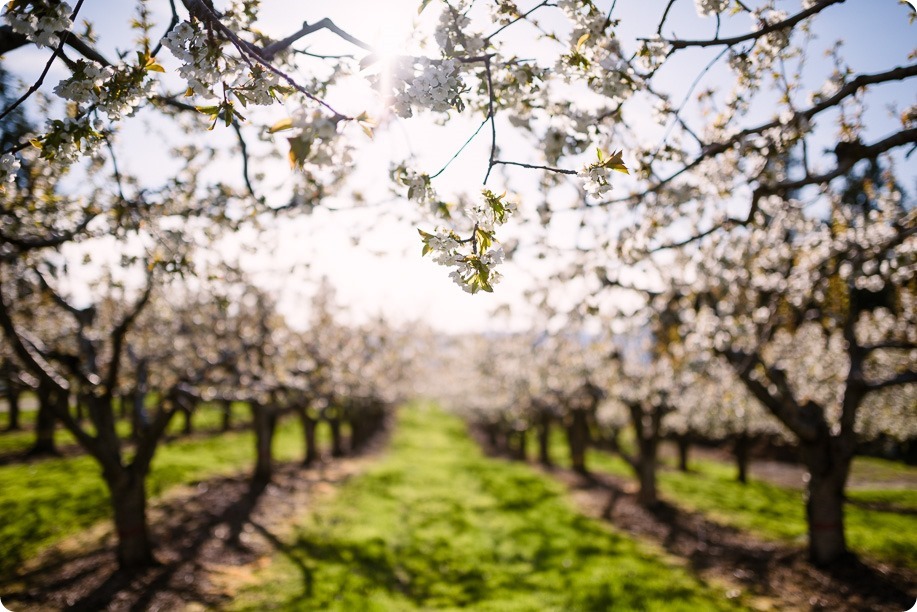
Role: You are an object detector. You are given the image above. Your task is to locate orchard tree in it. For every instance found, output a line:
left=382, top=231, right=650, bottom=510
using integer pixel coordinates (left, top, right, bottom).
left=678, top=174, right=916, bottom=564
left=668, top=356, right=789, bottom=482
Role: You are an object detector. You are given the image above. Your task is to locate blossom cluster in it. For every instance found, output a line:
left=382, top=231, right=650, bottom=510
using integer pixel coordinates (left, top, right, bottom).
left=554, top=1, right=639, bottom=102
left=419, top=190, right=516, bottom=294
left=395, top=167, right=443, bottom=215
left=636, top=36, right=670, bottom=73
left=434, top=2, right=484, bottom=57
left=5, top=0, right=72, bottom=49
left=577, top=149, right=628, bottom=197
left=35, top=116, right=103, bottom=164
left=53, top=60, right=156, bottom=121
left=162, top=20, right=240, bottom=99
left=389, top=57, right=465, bottom=118
left=0, top=153, right=21, bottom=187
left=694, top=0, right=730, bottom=17
left=281, top=108, right=349, bottom=170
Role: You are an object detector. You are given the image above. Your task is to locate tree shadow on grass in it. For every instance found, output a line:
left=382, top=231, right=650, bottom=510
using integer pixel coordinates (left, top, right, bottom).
left=560, top=468, right=916, bottom=611
left=3, top=461, right=342, bottom=611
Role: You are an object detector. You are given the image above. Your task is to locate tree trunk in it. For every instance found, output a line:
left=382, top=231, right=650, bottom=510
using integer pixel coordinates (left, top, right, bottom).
left=636, top=451, right=658, bottom=506
left=118, top=394, right=129, bottom=420
left=29, top=383, right=59, bottom=456
left=130, top=389, right=149, bottom=441
left=676, top=435, right=690, bottom=472
left=221, top=399, right=233, bottom=432
left=735, top=433, right=750, bottom=484
left=510, top=429, right=527, bottom=461
left=107, top=468, right=156, bottom=569
left=5, top=384, right=20, bottom=431
left=329, top=417, right=344, bottom=458
left=537, top=413, right=551, bottom=466
left=182, top=406, right=193, bottom=436
left=567, top=409, right=589, bottom=474
left=800, top=438, right=852, bottom=565
left=299, top=409, right=318, bottom=466
left=252, top=405, right=277, bottom=489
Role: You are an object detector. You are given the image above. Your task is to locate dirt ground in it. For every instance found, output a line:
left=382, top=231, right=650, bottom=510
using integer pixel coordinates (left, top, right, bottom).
left=1, top=434, right=387, bottom=612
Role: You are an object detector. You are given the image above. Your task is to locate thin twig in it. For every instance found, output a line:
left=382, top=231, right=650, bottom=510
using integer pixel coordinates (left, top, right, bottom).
left=0, top=0, right=86, bottom=123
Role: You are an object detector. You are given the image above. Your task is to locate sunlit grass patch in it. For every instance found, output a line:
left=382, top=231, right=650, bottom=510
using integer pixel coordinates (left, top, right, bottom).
left=234, top=403, right=742, bottom=611
left=0, top=415, right=314, bottom=579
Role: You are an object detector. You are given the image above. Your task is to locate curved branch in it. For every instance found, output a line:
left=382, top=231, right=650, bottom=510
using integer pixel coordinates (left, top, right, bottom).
left=597, top=63, right=917, bottom=207
left=650, top=0, right=845, bottom=50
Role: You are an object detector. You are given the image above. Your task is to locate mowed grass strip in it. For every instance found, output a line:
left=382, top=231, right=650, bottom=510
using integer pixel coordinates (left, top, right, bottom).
left=0, top=416, right=315, bottom=579
left=233, top=403, right=741, bottom=611
left=540, top=430, right=917, bottom=568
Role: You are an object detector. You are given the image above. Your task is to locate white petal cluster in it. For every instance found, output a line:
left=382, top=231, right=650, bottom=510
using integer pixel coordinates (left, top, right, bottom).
left=287, top=108, right=349, bottom=169
left=637, top=36, right=670, bottom=72
left=434, top=3, right=484, bottom=57
left=578, top=163, right=612, bottom=196
left=420, top=190, right=516, bottom=294
left=390, top=57, right=464, bottom=118
left=53, top=60, right=155, bottom=121
left=38, top=116, right=103, bottom=164
left=397, top=168, right=439, bottom=212
left=694, top=0, right=730, bottom=17
left=4, top=1, right=72, bottom=49
left=162, top=20, right=240, bottom=99
left=0, top=153, right=21, bottom=185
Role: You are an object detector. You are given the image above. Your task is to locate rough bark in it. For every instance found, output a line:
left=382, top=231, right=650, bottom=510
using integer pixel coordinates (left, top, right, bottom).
left=107, top=468, right=156, bottom=569
left=537, top=412, right=551, bottom=466
left=676, top=434, right=690, bottom=472
left=298, top=408, right=318, bottom=466
left=636, top=449, right=658, bottom=506
left=328, top=416, right=344, bottom=458
left=800, top=436, right=852, bottom=565
left=29, top=382, right=59, bottom=456
left=735, top=432, right=751, bottom=484
left=567, top=409, right=590, bottom=474
left=251, top=405, right=277, bottom=488
left=220, top=399, right=233, bottom=432
left=5, top=382, right=20, bottom=431
left=181, top=405, right=193, bottom=435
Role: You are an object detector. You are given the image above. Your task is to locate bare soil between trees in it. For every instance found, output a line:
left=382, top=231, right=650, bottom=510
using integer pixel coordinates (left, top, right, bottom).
left=1, top=433, right=389, bottom=612
left=548, top=466, right=916, bottom=611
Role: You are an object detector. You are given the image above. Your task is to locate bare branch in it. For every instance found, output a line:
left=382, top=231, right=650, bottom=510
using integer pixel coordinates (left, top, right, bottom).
left=650, top=0, right=845, bottom=50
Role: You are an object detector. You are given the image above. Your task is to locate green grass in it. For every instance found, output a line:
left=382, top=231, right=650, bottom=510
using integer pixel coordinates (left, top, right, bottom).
left=233, top=403, right=743, bottom=611
left=540, top=427, right=917, bottom=568
left=0, top=414, right=321, bottom=579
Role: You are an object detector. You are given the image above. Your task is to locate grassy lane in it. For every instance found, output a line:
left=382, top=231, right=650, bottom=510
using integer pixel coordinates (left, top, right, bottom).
left=0, top=417, right=317, bottom=579
left=540, top=430, right=917, bottom=568
left=233, top=403, right=742, bottom=611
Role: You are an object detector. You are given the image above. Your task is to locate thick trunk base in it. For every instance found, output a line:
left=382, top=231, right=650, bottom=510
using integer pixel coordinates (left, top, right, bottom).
left=109, top=473, right=156, bottom=570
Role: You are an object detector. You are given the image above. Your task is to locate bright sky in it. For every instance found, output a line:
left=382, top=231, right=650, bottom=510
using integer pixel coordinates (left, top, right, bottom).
left=6, top=0, right=916, bottom=333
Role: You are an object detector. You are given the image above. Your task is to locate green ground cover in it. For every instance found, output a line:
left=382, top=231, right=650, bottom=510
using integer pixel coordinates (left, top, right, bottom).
left=0, top=415, right=318, bottom=579
left=234, top=403, right=743, bottom=611
left=540, top=428, right=917, bottom=567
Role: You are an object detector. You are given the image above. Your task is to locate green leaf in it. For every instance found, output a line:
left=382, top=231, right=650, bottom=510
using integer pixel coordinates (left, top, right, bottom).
left=418, top=0, right=434, bottom=14
left=602, top=149, right=629, bottom=174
